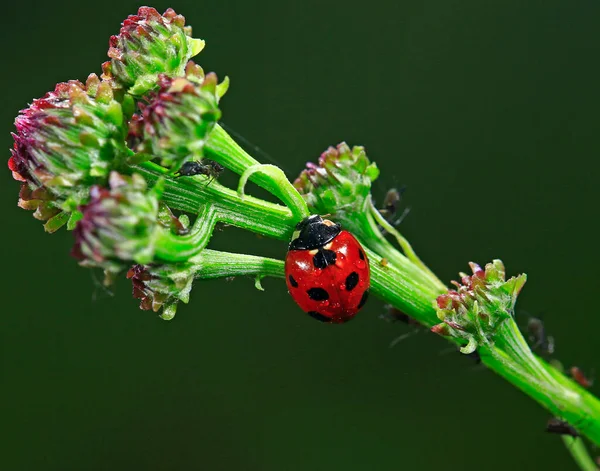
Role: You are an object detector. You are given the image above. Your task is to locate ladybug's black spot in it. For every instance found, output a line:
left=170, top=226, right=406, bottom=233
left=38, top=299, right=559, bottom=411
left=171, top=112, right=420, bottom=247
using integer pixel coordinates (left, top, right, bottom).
left=358, top=249, right=365, bottom=260
left=345, top=272, right=359, bottom=291
left=288, top=275, right=298, bottom=288
left=313, top=249, right=337, bottom=269
left=307, top=287, right=329, bottom=301
left=308, top=311, right=331, bottom=323
left=358, top=290, right=369, bottom=309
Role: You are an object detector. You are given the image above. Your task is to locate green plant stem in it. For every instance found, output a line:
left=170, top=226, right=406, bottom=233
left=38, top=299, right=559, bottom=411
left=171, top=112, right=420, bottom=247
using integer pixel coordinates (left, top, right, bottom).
left=484, top=321, right=600, bottom=446
left=137, top=128, right=600, bottom=454
left=337, top=209, right=445, bottom=301
left=136, top=162, right=295, bottom=240
left=153, top=204, right=217, bottom=261
left=205, top=124, right=308, bottom=220
left=188, top=236, right=600, bottom=448
left=562, top=437, right=598, bottom=471
left=196, top=249, right=285, bottom=280
left=369, top=199, right=446, bottom=292
left=238, top=163, right=309, bottom=221
left=366, top=248, right=600, bottom=447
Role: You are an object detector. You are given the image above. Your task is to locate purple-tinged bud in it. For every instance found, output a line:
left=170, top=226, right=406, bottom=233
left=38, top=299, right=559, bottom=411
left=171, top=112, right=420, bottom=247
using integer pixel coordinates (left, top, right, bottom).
left=135, top=71, right=222, bottom=170
left=8, top=75, right=128, bottom=232
left=294, top=143, right=380, bottom=218
left=432, top=260, right=527, bottom=354
left=102, top=7, right=205, bottom=96
left=72, top=172, right=162, bottom=275
left=127, top=262, right=195, bottom=320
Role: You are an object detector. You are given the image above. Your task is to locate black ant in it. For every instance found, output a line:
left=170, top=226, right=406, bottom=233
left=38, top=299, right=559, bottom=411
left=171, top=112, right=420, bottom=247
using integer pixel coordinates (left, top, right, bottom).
left=526, top=317, right=555, bottom=356
left=175, top=159, right=224, bottom=185
left=545, top=417, right=579, bottom=438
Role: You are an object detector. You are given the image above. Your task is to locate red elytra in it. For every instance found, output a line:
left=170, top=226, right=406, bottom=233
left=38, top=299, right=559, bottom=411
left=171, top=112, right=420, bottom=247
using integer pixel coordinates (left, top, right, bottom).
left=285, top=215, right=370, bottom=324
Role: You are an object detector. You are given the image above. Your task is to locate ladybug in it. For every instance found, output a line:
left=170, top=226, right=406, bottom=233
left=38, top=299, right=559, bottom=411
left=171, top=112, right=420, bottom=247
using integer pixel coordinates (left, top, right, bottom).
left=285, top=215, right=370, bottom=323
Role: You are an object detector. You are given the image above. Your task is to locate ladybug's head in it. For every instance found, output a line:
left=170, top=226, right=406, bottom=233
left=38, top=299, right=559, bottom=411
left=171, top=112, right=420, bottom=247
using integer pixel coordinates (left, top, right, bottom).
left=289, top=215, right=341, bottom=250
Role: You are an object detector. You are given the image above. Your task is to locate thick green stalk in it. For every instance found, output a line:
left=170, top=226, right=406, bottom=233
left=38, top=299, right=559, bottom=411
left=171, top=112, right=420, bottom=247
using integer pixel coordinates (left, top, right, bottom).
left=136, top=161, right=295, bottom=240
left=366, top=248, right=600, bottom=447
left=196, top=249, right=285, bottom=280
left=485, top=321, right=600, bottom=445
left=339, top=212, right=445, bottom=302
left=368, top=199, right=446, bottom=293
left=205, top=124, right=309, bottom=221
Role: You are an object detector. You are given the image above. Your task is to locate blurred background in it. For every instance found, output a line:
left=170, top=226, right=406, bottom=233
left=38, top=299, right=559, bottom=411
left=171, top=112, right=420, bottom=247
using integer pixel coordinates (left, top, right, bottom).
left=1, top=1, right=599, bottom=470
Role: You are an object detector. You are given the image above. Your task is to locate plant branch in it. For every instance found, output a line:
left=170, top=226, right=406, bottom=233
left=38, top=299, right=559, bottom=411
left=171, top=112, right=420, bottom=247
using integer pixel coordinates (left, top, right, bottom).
left=562, top=437, right=598, bottom=471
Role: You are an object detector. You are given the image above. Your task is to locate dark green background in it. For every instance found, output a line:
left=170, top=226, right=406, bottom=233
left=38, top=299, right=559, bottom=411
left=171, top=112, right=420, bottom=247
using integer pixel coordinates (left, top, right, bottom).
left=1, top=1, right=599, bottom=470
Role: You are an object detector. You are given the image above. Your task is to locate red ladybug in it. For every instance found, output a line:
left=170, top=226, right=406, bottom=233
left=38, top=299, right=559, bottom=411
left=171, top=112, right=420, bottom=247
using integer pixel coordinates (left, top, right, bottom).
left=285, top=215, right=370, bottom=323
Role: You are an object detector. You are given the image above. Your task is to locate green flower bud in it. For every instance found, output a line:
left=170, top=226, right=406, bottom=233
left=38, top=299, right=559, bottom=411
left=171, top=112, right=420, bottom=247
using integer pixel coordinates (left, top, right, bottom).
left=72, top=172, right=163, bottom=274
left=294, top=142, right=380, bottom=217
left=136, top=71, right=222, bottom=170
left=8, top=74, right=128, bottom=232
left=102, top=7, right=205, bottom=96
left=432, top=260, right=527, bottom=354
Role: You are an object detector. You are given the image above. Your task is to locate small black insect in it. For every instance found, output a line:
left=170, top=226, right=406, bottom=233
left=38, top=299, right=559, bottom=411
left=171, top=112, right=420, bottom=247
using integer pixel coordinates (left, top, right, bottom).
left=380, top=304, right=420, bottom=326
left=175, top=159, right=224, bottom=184
left=546, top=418, right=579, bottom=438
left=527, top=317, right=555, bottom=356
left=380, top=305, right=423, bottom=348
left=379, top=187, right=410, bottom=227
left=464, top=349, right=482, bottom=365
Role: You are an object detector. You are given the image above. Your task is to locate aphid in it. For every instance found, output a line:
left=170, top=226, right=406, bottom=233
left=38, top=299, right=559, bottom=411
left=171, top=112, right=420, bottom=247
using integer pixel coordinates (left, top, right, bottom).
left=570, top=366, right=594, bottom=388
left=437, top=345, right=483, bottom=366
left=285, top=215, right=370, bottom=323
left=380, top=257, right=389, bottom=267
left=527, top=317, right=555, bottom=356
left=379, top=187, right=410, bottom=227
left=175, top=159, right=224, bottom=184
left=545, top=418, right=579, bottom=438
left=379, top=305, right=422, bottom=347
left=464, top=350, right=482, bottom=365
left=380, top=305, right=420, bottom=326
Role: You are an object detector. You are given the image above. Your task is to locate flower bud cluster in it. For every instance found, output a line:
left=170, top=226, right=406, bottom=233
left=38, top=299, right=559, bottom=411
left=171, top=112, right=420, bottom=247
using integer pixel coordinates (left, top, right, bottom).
left=9, top=75, right=128, bottom=231
left=8, top=7, right=228, bottom=317
left=294, top=142, right=379, bottom=217
left=432, top=260, right=527, bottom=354
left=127, top=262, right=196, bottom=320
left=133, top=69, right=222, bottom=170
left=102, top=7, right=205, bottom=96
left=71, top=172, right=162, bottom=275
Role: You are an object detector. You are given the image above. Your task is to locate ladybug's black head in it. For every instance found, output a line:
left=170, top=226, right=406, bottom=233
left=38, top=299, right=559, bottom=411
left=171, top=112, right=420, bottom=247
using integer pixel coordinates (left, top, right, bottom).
left=289, top=215, right=341, bottom=250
